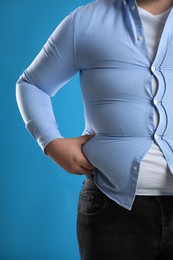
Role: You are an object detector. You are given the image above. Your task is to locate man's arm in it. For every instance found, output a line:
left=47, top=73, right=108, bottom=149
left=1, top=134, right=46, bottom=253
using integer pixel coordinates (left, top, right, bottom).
left=16, top=10, right=95, bottom=175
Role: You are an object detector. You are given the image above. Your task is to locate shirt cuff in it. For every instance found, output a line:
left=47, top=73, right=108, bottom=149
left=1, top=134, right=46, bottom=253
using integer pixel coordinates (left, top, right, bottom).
left=26, top=120, right=63, bottom=152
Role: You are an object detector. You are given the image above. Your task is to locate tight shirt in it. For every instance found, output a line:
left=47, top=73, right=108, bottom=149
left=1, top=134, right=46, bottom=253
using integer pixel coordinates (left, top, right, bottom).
left=136, top=6, right=173, bottom=195
left=16, top=0, right=173, bottom=210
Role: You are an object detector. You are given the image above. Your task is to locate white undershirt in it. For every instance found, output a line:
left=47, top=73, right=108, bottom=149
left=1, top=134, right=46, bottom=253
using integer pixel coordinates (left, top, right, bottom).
left=136, top=6, right=173, bottom=195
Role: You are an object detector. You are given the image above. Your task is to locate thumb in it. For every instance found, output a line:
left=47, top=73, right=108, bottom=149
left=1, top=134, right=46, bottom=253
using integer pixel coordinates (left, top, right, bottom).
left=79, top=134, right=95, bottom=144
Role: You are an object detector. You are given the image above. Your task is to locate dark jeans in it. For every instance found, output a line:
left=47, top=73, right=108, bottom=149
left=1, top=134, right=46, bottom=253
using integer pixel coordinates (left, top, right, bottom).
left=77, top=176, right=173, bottom=260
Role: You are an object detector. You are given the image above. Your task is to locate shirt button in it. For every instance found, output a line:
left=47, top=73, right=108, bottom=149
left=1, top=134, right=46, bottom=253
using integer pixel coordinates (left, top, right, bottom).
left=151, top=66, right=156, bottom=72
left=154, top=134, right=159, bottom=140
left=137, top=36, right=143, bottom=42
left=132, top=5, right=136, bottom=10
left=115, top=185, right=119, bottom=190
left=133, top=165, right=138, bottom=172
left=153, top=99, right=158, bottom=105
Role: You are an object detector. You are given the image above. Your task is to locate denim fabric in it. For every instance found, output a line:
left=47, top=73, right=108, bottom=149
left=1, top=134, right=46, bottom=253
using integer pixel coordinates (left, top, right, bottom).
left=77, top=176, right=173, bottom=260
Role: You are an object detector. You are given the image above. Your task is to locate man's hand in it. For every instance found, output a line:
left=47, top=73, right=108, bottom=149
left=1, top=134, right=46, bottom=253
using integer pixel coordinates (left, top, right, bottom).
left=45, top=135, right=95, bottom=175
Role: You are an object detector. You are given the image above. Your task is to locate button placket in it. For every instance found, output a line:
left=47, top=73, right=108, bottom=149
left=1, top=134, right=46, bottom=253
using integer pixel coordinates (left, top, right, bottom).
left=151, top=63, right=168, bottom=142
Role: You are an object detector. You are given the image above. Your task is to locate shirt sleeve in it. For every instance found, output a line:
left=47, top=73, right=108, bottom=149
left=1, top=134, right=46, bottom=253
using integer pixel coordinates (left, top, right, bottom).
left=16, top=11, right=79, bottom=152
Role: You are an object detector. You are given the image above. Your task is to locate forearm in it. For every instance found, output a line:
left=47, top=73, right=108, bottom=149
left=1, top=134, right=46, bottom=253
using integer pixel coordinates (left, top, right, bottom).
left=16, top=76, right=63, bottom=151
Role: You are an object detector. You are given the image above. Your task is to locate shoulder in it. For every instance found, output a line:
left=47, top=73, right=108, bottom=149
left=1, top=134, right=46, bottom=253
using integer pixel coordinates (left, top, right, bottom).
left=71, top=0, right=119, bottom=24
left=55, top=0, right=121, bottom=38
left=71, top=0, right=118, bottom=18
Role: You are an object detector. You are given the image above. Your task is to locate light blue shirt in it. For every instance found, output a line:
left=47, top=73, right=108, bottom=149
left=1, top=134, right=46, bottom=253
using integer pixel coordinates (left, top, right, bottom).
left=16, top=0, right=173, bottom=210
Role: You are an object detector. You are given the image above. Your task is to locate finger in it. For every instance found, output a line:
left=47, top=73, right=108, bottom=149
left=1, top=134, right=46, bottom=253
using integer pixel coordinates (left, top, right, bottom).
left=71, top=169, right=93, bottom=176
left=76, top=153, right=95, bottom=169
left=69, top=165, right=94, bottom=175
left=79, top=166, right=94, bottom=175
left=79, top=134, right=95, bottom=144
left=80, top=159, right=95, bottom=170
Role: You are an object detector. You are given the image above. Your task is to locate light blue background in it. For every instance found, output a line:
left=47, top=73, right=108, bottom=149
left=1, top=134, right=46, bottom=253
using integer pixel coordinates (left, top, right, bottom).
left=0, top=0, right=91, bottom=259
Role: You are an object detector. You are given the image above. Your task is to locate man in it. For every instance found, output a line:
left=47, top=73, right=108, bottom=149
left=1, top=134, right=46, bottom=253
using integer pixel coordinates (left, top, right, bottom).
left=16, top=0, right=173, bottom=259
